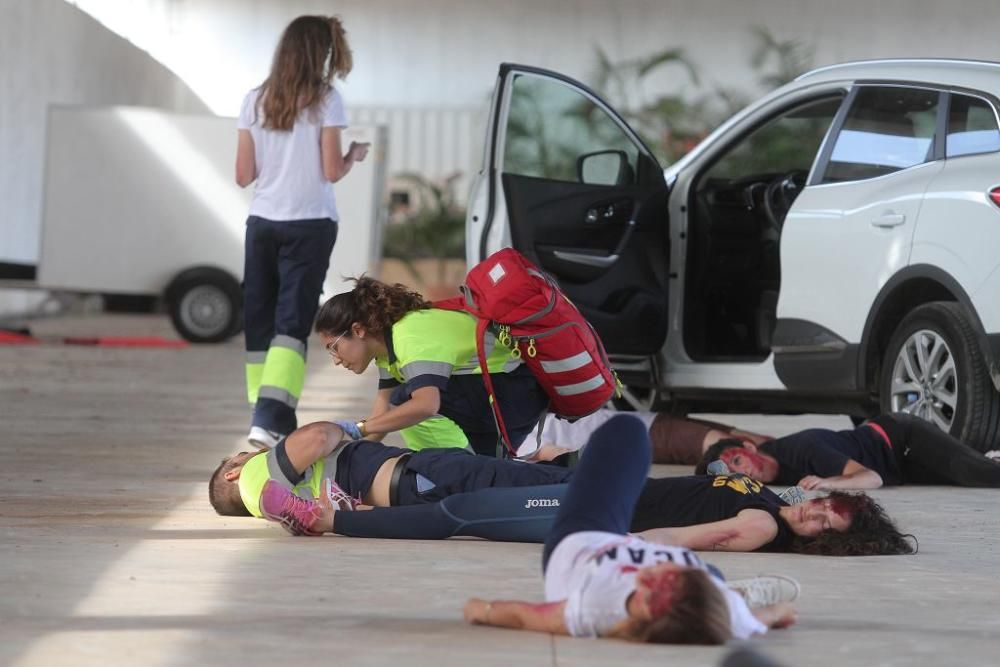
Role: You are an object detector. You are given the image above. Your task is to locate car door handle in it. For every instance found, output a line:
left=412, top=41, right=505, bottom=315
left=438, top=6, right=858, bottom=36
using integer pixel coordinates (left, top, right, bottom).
left=552, top=216, right=637, bottom=269
left=552, top=250, right=619, bottom=267
left=871, top=213, right=906, bottom=228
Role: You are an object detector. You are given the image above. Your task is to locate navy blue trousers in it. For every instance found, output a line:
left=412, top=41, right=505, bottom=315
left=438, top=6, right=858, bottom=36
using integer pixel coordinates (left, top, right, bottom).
left=541, top=415, right=652, bottom=570
left=244, top=216, right=337, bottom=434
left=333, top=484, right=568, bottom=542
left=332, top=415, right=650, bottom=546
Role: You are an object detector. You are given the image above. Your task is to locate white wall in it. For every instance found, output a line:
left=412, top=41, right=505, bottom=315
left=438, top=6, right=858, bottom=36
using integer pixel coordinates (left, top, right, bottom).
left=63, top=0, right=1000, bottom=114
left=0, top=0, right=208, bottom=265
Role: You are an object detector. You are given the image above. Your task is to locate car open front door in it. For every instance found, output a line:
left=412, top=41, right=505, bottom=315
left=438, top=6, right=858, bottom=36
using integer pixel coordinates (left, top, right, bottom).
left=466, top=63, right=671, bottom=356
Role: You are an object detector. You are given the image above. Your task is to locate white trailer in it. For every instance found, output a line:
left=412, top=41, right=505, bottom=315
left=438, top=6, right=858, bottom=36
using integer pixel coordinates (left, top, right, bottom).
left=11, top=105, right=386, bottom=342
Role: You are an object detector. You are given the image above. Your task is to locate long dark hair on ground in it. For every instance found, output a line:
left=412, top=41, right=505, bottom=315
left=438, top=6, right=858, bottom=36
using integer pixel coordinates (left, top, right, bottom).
left=314, top=276, right=431, bottom=340
left=789, top=491, right=917, bottom=556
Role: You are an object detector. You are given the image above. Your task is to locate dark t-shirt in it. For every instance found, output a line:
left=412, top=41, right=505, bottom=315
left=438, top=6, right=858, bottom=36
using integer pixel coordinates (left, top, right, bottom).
left=629, top=474, right=793, bottom=552
left=760, top=425, right=901, bottom=485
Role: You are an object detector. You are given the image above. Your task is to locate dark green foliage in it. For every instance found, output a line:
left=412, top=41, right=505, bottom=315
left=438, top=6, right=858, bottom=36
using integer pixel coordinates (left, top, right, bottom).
left=382, top=173, right=466, bottom=285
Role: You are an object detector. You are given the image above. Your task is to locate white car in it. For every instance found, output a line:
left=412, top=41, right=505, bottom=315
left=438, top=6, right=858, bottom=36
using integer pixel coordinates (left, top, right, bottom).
left=466, top=59, right=1000, bottom=450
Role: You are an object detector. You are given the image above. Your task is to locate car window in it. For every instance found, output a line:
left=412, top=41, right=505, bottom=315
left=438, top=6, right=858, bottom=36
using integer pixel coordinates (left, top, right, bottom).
left=502, top=74, right=639, bottom=183
left=702, top=96, right=844, bottom=182
left=821, top=86, right=940, bottom=183
left=946, top=93, right=1000, bottom=158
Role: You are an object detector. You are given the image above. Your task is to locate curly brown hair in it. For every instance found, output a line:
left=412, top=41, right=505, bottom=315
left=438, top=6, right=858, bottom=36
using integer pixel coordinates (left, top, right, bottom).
left=314, top=276, right=432, bottom=340
left=788, top=491, right=917, bottom=556
left=257, top=15, right=353, bottom=131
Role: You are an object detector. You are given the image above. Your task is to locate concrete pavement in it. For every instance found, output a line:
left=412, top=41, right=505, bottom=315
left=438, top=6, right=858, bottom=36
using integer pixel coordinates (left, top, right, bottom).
left=1, top=314, right=998, bottom=666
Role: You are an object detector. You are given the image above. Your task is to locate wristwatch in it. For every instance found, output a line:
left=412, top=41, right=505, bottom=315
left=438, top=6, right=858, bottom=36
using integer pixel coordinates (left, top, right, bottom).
left=356, top=420, right=368, bottom=438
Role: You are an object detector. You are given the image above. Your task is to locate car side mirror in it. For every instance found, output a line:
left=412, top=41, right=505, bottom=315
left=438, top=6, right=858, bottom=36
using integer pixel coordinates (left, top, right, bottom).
left=577, top=150, right=632, bottom=186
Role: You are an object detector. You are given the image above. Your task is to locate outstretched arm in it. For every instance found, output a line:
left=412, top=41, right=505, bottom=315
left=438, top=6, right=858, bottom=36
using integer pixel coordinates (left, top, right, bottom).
left=464, top=598, right=569, bottom=635
left=321, top=127, right=369, bottom=182
left=357, top=386, right=441, bottom=436
left=798, top=460, right=883, bottom=490
left=356, top=387, right=394, bottom=442
left=636, top=509, right=779, bottom=552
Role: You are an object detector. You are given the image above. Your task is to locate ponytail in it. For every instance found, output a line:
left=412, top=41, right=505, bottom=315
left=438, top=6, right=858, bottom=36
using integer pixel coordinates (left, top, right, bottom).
left=315, top=277, right=431, bottom=339
left=328, top=16, right=353, bottom=80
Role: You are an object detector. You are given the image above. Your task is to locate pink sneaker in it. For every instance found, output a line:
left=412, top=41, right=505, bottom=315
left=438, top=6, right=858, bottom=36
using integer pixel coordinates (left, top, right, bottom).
left=260, top=481, right=324, bottom=536
left=323, top=478, right=357, bottom=512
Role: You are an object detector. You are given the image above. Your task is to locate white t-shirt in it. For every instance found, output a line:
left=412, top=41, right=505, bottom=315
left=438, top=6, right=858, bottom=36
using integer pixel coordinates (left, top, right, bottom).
left=237, top=86, right=348, bottom=221
left=517, top=410, right=657, bottom=458
left=544, top=531, right=766, bottom=639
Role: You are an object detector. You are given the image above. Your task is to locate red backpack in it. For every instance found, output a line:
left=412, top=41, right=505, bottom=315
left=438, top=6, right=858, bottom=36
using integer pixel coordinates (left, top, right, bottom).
left=436, top=248, right=619, bottom=455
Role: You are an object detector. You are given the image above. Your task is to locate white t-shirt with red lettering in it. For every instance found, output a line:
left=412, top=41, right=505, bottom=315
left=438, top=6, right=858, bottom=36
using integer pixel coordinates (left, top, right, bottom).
left=544, top=531, right=766, bottom=639
left=237, top=86, right=348, bottom=221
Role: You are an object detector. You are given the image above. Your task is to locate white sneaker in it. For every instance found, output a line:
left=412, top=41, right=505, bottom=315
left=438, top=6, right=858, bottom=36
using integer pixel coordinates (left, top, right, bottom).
left=728, top=574, right=801, bottom=609
left=985, top=450, right=1000, bottom=462
left=248, top=425, right=283, bottom=450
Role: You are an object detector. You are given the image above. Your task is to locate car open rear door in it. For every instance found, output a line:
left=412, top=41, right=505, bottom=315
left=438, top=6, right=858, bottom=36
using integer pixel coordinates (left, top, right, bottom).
left=466, top=63, right=671, bottom=355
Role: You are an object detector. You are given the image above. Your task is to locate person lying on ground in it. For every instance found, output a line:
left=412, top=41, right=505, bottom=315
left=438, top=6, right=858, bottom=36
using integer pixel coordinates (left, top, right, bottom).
left=696, top=412, right=1000, bottom=490
left=517, top=408, right=770, bottom=464
left=629, top=473, right=914, bottom=555
left=259, top=416, right=798, bottom=643
left=237, top=424, right=914, bottom=555
left=208, top=421, right=571, bottom=519
left=459, top=416, right=797, bottom=643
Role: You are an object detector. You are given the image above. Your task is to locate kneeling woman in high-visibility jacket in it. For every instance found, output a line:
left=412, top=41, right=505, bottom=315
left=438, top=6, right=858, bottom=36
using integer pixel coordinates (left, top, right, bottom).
left=314, top=277, right=548, bottom=456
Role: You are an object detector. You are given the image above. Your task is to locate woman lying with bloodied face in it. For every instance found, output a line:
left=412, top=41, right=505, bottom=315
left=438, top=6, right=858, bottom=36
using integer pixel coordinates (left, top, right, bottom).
left=629, top=472, right=915, bottom=556
left=460, top=416, right=796, bottom=643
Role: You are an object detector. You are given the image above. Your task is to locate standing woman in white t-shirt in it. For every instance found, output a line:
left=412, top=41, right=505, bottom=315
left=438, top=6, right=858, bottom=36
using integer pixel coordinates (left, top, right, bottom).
left=236, top=15, right=369, bottom=449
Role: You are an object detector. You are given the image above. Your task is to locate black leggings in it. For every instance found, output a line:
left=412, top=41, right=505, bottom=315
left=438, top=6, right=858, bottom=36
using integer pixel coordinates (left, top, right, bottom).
left=541, top=415, right=651, bottom=570
left=876, top=413, right=1000, bottom=487
left=332, top=415, right=651, bottom=544
left=332, top=484, right=566, bottom=542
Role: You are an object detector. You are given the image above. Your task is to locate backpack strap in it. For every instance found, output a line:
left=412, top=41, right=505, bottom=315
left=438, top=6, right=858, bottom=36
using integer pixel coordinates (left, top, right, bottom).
left=475, top=317, right=517, bottom=457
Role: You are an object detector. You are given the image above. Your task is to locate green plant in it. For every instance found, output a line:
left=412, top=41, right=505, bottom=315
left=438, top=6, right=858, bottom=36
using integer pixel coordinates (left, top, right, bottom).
left=749, top=25, right=815, bottom=90
left=382, top=172, right=466, bottom=285
left=591, top=27, right=815, bottom=164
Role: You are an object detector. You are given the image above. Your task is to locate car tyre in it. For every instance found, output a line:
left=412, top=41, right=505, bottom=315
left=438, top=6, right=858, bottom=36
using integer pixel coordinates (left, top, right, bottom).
left=165, top=267, right=243, bottom=344
left=878, top=301, right=1000, bottom=452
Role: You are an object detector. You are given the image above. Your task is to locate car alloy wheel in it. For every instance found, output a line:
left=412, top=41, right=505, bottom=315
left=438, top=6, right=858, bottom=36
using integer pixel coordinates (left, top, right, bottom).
left=879, top=301, right=1000, bottom=452
left=888, top=328, right=956, bottom=432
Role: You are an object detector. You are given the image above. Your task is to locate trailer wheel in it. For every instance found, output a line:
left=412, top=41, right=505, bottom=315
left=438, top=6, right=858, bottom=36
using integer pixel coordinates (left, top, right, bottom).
left=166, top=268, right=242, bottom=343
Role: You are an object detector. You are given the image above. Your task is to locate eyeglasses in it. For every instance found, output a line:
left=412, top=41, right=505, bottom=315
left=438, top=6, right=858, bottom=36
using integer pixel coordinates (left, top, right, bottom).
left=325, top=332, right=347, bottom=358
